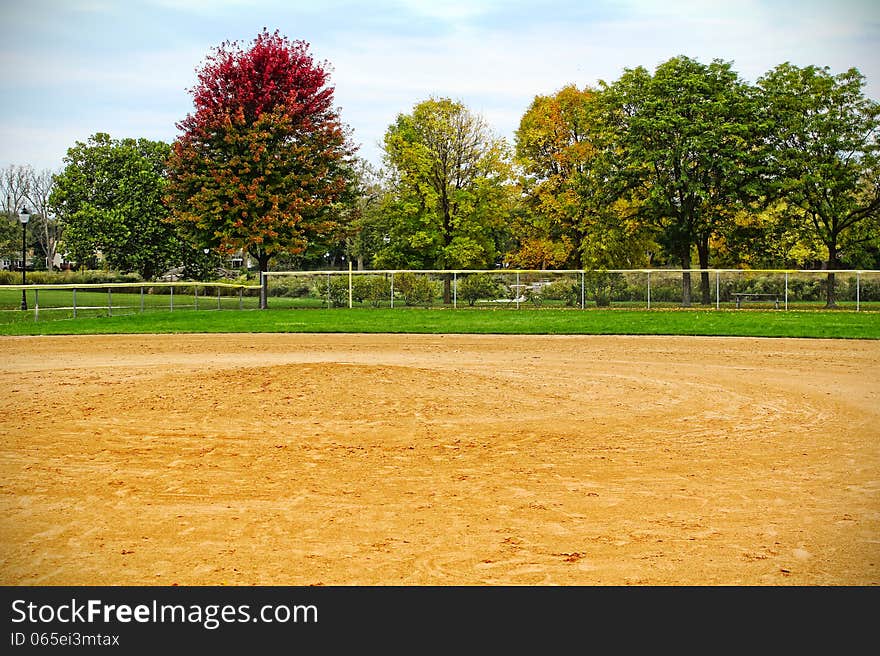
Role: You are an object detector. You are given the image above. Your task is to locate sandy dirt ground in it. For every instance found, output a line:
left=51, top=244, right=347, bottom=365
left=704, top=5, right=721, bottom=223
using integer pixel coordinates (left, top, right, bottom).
left=0, top=333, right=878, bottom=586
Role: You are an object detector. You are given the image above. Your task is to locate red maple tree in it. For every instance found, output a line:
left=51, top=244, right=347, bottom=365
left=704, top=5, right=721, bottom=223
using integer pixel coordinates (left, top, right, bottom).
left=167, top=29, right=353, bottom=307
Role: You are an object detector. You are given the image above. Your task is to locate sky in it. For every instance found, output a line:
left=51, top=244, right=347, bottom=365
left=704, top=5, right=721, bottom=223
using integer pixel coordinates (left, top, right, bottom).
left=1, top=0, right=878, bottom=173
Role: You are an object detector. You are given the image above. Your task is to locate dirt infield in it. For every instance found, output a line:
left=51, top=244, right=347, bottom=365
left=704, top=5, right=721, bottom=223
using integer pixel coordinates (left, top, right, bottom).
left=1, top=333, right=878, bottom=585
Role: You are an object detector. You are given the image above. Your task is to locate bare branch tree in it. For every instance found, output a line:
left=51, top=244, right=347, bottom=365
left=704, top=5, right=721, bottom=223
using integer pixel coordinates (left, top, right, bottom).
left=2, top=164, right=32, bottom=216
left=26, top=168, right=61, bottom=270
left=1, top=165, right=33, bottom=265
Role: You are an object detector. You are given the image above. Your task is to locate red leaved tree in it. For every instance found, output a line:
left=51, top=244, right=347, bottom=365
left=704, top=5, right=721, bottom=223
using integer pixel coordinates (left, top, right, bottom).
left=167, top=29, right=353, bottom=307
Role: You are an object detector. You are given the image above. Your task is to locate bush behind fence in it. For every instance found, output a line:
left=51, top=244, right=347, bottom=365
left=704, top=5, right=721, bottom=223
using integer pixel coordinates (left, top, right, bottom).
left=266, top=269, right=880, bottom=308
left=3, top=269, right=877, bottom=323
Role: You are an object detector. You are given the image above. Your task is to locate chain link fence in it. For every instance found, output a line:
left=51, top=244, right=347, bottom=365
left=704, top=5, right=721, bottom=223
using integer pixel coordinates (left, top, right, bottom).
left=265, top=269, right=880, bottom=311
left=0, top=282, right=261, bottom=323
left=3, top=270, right=876, bottom=324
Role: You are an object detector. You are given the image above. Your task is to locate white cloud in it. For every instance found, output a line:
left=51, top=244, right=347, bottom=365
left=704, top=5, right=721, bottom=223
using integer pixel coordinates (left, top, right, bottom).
left=1, top=0, right=877, bottom=172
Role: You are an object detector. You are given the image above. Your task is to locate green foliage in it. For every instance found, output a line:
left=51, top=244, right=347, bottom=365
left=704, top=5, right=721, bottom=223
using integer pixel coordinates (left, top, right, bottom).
left=393, top=271, right=437, bottom=307
left=0, top=213, right=19, bottom=259
left=602, top=57, right=763, bottom=303
left=541, top=279, right=581, bottom=306
left=325, top=277, right=349, bottom=307
left=0, top=269, right=143, bottom=285
left=268, top=277, right=313, bottom=298
left=352, top=275, right=392, bottom=307
left=456, top=273, right=503, bottom=305
left=320, top=275, right=394, bottom=307
left=50, top=133, right=176, bottom=279
left=757, top=63, right=880, bottom=305
left=584, top=271, right=626, bottom=307
left=377, top=98, right=514, bottom=277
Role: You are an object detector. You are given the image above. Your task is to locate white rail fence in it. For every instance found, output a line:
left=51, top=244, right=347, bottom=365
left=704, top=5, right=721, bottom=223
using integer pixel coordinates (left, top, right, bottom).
left=264, top=268, right=879, bottom=311
left=2, top=281, right=261, bottom=322
left=2, top=269, right=877, bottom=322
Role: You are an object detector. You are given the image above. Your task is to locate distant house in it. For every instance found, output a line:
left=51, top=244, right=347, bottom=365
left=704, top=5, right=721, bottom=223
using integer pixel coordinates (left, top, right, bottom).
left=0, top=254, right=29, bottom=271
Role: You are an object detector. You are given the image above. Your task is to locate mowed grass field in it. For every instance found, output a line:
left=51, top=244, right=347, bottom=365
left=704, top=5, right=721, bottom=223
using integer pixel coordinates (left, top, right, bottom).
left=1, top=285, right=879, bottom=338
left=0, top=304, right=878, bottom=339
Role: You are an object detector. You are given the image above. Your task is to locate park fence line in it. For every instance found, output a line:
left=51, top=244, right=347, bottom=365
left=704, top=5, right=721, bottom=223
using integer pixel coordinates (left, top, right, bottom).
left=3, top=269, right=877, bottom=321
left=4, top=281, right=261, bottom=321
left=264, top=268, right=878, bottom=311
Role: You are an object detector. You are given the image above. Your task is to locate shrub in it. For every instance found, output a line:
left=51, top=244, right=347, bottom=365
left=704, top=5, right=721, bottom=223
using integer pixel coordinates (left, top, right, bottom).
left=327, top=277, right=350, bottom=307
left=0, top=269, right=143, bottom=286
left=363, top=276, right=392, bottom=307
left=393, top=271, right=436, bottom=307
left=269, top=277, right=312, bottom=298
left=585, top=271, right=625, bottom=307
left=541, top=279, right=581, bottom=306
left=457, top=274, right=502, bottom=306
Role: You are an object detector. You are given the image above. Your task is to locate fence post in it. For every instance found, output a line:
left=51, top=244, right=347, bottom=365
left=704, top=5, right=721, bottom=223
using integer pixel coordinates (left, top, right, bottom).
left=239, top=287, right=243, bottom=310
left=715, top=270, right=720, bottom=310
left=647, top=271, right=651, bottom=310
left=390, top=273, right=394, bottom=309
left=348, top=261, right=353, bottom=309
left=108, top=288, right=112, bottom=317
left=34, top=289, right=39, bottom=322
left=784, top=272, right=789, bottom=311
left=195, top=285, right=199, bottom=310
left=581, top=271, right=585, bottom=309
left=170, top=286, right=174, bottom=312
left=856, top=271, right=861, bottom=312
left=453, top=272, right=457, bottom=309
left=73, top=288, right=77, bottom=318
left=140, top=286, right=144, bottom=313
left=516, top=272, right=520, bottom=310
left=217, top=288, right=221, bottom=311
left=327, top=273, right=331, bottom=308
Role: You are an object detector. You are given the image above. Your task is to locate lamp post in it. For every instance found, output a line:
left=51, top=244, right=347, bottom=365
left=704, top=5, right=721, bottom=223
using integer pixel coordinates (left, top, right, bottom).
left=19, top=207, right=30, bottom=310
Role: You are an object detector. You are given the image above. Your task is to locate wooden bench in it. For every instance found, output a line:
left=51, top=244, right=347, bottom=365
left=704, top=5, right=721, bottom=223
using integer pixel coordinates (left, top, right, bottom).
left=733, top=292, right=780, bottom=309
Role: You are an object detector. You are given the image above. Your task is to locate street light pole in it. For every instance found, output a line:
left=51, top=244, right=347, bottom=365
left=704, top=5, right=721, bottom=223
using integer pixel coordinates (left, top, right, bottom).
left=19, top=207, right=30, bottom=310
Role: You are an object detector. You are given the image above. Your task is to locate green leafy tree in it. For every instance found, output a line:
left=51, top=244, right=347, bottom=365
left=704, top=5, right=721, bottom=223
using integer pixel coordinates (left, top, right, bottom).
left=0, top=212, right=18, bottom=262
left=514, top=85, right=594, bottom=268
left=514, top=84, right=653, bottom=270
left=378, top=97, right=514, bottom=302
left=602, top=56, right=763, bottom=305
left=166, top=29, right=353, bottom=308
left=342, top=158, right=390, bottom=271
left=758, top=63, right=880, bottom=307
left=50, top=133, right=176, bottom=279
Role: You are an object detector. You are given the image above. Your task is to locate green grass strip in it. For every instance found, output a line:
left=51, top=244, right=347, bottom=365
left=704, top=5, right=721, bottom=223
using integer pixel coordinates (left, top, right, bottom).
left=0, top=307, right=878, bottom=339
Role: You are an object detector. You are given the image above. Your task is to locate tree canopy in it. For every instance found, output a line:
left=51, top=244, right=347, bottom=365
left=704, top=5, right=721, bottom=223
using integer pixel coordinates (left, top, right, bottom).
left=166, top=28, right=353, bottom=306
left=50, top=133, right=175, bottom=278
left=8, top=50, right=878, bottom=305
left=758, top=63, right=880, bottom=306
left=601, top=56, right=763, bottom=304
left=378, top=97, right=513, bottom=300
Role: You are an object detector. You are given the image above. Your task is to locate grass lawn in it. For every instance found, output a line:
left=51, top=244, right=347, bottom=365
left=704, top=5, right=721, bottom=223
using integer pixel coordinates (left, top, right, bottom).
left=0, top=306, right=877, bottom=339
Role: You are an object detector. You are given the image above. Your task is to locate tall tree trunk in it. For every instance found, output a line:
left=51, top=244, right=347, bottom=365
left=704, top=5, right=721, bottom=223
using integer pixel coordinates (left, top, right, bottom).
left=697, top=238, right=711, bottom=305
left=443, top=275, right=452, bottom=305
left=680, top=249, right=692, bottom=307
left=357, top=255, right=364, bottom=271
left=825, top=244, right=838, bottom=309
